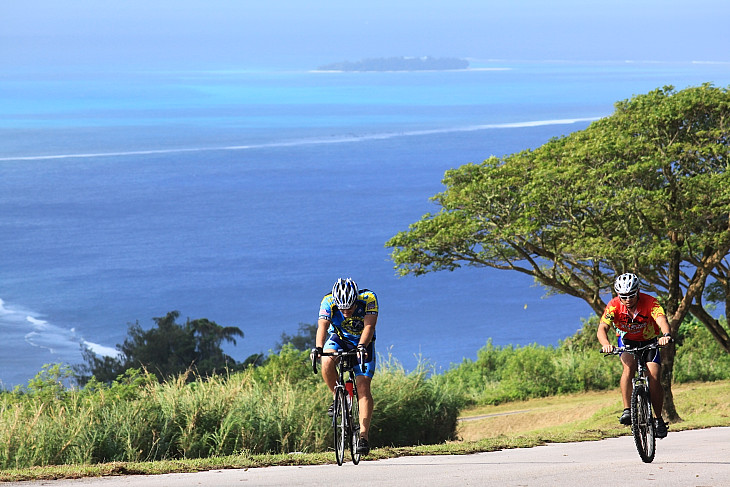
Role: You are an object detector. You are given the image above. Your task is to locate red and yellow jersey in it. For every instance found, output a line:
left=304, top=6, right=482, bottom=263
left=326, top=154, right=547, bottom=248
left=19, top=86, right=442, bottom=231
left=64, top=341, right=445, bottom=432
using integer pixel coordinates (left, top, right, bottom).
left=600, top=292, right=666, bottom=341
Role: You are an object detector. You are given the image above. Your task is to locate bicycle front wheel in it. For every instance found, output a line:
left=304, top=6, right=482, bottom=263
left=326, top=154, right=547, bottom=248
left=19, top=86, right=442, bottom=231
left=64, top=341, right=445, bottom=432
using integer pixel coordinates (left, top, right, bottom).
left=631, top=384, right=656, bottom=463
left=349, top=389, right=361, bottom=465
left=333, top=387, right=347, bottom=466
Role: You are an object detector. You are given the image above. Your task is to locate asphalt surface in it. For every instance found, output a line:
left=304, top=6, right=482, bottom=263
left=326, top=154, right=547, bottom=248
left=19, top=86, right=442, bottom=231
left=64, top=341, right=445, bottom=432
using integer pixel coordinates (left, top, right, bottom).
left=9, top=427, right=730, bottom=487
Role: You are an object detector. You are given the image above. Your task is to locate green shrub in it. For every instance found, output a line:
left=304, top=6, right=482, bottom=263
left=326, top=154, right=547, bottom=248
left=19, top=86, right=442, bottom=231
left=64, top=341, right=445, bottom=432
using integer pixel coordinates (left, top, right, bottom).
left=434, top=314, right=729, bottom=408
left=559, top=315, right=604, bottom=352
left=249, top=344, right=317, bottom=387
left=370, top=356, right=460, bottom=447
left=674, top=317, right=730, bottom=382
left=435, top=319, right=623, bottom=406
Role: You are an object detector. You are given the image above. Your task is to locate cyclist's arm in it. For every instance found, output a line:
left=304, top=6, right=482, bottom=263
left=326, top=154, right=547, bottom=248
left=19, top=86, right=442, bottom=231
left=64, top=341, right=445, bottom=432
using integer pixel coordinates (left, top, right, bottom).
left=656, top=314, right=672, bottom=346
left=358, top=314, right=377, bottom=348
left=597, top=320, right=614, bottom=353
left=315, top=318, right=330, bottom=349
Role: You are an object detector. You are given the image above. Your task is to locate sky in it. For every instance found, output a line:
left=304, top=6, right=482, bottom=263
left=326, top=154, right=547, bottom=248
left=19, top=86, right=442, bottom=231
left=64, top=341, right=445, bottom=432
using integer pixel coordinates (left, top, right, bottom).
left=2, top=0, right=729, bottom=70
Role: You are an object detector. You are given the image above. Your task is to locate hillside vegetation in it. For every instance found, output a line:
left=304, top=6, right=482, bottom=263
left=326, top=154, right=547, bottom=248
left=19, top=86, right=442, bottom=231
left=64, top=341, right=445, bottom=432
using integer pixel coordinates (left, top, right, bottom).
left=0, top=317, right=727, bottom=473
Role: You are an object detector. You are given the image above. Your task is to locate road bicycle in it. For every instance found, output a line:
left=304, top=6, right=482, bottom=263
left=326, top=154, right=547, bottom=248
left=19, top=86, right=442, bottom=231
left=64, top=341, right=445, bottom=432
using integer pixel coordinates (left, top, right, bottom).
left=312, top=349, right=364, bottom=466
left=603, top=342, right=664, bottom=463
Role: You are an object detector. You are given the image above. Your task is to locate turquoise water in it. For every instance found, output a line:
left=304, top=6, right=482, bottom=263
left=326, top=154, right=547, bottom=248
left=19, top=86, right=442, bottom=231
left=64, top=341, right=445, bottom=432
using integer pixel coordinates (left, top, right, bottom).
left=1, top=61, right=728, bottom=387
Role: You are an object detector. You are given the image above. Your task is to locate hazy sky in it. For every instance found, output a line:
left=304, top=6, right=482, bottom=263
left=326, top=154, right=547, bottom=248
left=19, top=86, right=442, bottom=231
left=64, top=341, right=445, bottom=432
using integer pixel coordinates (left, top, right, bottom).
left=2, top=0, right=729, bottom=69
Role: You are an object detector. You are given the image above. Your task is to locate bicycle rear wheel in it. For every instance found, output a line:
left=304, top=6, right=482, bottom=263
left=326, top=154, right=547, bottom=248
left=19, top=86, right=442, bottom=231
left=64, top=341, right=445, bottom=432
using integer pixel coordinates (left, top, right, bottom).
left=349, top=389, right=361, bottom=465
left=631, top=384, right=656, bottom=463
left=333, top=387, right=347, bottom=466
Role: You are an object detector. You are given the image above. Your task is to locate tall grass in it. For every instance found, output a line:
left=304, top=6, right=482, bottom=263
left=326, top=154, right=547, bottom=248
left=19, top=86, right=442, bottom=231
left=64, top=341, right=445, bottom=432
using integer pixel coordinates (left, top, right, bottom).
left=369, top=355, right=459, bottom=446
left=0, top=346, right=460, bottom=469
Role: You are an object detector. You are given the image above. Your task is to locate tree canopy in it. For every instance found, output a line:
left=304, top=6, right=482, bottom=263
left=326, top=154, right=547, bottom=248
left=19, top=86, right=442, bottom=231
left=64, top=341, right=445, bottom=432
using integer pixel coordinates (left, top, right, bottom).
left=274, top=322, right=317, bottom=353
left=386, top=84, right=730, bottom=420
left=76, top=311, right=244, bottom=383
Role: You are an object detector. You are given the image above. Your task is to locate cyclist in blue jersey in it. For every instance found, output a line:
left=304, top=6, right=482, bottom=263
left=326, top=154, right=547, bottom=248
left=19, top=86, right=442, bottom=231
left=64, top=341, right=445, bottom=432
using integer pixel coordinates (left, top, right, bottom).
left=310, top=278, right=378, bottom=455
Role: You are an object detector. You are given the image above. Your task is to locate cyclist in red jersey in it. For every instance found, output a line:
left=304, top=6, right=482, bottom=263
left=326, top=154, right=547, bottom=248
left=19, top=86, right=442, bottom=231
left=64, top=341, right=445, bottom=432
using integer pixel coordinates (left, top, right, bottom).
left=597, top=273, right=672, bottom=438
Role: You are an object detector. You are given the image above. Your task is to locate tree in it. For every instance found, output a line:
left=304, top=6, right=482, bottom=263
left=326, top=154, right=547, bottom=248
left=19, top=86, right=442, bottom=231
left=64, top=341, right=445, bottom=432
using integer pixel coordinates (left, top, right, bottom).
left=692, top=260, right=730, bottom=353
left=188, top=317, right=244, bottom=374
left=226, top=323, right=316, bottom=369
left=274, top=322, right=317, bottom=353
left=386, top=85, right=730, bottom=422
left=76, top=311, right=244, bottom=383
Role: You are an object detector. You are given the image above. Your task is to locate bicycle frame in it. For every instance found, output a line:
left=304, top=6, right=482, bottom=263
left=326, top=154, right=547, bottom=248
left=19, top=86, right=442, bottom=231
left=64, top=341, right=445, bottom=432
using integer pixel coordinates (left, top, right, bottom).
left=604, top=342, right=660, bottom=463
left=312, top=349, right=365, bottom=465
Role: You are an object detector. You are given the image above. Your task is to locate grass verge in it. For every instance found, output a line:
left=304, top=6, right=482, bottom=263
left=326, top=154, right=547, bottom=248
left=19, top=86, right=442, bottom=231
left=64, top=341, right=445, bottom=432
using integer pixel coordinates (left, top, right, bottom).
left=1, top=380, right=728, bottom=483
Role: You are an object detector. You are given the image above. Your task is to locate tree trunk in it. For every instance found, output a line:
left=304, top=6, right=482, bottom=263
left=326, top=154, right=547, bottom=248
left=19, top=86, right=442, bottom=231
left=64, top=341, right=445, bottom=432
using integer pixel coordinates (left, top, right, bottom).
left=660, top=340, right=681, bottom=422
left=661, top=241, right=684, bottom=423
left=689, top=304, right=730, bottom=353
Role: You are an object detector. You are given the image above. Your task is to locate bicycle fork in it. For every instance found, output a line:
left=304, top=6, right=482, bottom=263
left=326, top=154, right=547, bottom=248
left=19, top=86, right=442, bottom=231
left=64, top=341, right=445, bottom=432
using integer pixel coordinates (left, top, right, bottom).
left=632, top=376, right=656, bottom=444
left=331, top=383, right=354, bottom=427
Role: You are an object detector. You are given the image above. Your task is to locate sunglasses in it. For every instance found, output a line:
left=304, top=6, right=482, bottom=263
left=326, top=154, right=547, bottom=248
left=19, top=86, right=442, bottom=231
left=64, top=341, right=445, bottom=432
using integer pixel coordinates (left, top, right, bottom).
left=619, top=292, right=638, bottom=300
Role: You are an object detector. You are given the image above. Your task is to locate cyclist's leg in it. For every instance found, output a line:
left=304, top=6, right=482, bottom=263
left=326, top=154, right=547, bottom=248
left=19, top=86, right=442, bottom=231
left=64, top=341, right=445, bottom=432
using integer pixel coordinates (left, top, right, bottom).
left=648, top=356, right=669, bottom=438
left=638, top=340, right=664, bottom=420
left=356, top=376, right=373, bottom=439
left=354, top=342, right=376, bottom=441
left=646, top=360, right=664, bottom=418
left=619, top=348, right=638, bottom=409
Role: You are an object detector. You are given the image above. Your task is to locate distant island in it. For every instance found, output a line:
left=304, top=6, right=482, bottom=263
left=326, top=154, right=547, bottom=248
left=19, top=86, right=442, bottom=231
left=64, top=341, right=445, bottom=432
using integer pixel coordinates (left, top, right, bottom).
left=316, top=56, right=469, bottom=72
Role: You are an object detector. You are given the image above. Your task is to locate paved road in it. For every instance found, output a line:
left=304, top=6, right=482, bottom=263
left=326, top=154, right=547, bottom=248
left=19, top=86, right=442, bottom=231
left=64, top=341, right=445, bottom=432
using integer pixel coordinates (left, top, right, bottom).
left=11, top=427, right=730, bottom=487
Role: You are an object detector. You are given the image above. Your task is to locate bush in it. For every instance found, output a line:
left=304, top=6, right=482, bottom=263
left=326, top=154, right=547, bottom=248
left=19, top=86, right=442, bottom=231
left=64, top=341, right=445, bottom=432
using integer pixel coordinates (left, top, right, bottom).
left=434, top=319, right=624, bottom=406
left=674, top=317, right=730, bottom=382
left=370, top=356, right=460, bottom=446
left=434, top=314, right=730, bottom=408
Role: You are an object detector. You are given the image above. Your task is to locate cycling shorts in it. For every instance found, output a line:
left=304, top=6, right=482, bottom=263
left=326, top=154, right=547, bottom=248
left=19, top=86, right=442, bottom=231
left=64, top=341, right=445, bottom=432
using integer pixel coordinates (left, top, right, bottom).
left=323, top=333, right=376, bottom=378
left=618, top=336, right=661, bottom=364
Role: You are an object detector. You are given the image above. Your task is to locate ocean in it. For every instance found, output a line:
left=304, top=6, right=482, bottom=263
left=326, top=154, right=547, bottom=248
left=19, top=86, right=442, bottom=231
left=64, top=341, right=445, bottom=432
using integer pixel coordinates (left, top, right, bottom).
left=1, top=60, right=729, bottom=388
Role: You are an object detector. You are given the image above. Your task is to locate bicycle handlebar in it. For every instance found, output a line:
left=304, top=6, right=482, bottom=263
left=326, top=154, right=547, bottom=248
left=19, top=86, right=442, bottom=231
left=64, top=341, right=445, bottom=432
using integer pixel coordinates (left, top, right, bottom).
left=311, top=349, right=366, bottom=375
left=601, top=341, right=668, bottom=356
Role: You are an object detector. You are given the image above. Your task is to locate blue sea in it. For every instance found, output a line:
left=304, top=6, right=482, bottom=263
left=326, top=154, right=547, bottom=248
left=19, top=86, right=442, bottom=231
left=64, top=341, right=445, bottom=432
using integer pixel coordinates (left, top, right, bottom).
left=1, top=60, right=729, bottom=388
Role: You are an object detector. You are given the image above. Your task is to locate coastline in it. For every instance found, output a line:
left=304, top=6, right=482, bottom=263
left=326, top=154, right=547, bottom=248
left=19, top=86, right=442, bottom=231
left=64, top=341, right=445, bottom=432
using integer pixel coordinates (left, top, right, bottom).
left=310, top=67, right=512, bottom=73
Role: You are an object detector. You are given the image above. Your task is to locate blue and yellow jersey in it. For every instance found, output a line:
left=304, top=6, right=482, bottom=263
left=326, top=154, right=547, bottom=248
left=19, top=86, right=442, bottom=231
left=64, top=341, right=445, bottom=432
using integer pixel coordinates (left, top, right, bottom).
left=318, top=289, right=378, bottom=346
left=600, top=292, right=665, bottom=341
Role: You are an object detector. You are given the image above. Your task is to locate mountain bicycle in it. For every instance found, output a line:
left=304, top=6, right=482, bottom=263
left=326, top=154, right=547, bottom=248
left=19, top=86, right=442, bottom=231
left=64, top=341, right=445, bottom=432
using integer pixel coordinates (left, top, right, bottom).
left=603, top=342, right=665, bottom=463
left=311, top=349, right=364, bottom=466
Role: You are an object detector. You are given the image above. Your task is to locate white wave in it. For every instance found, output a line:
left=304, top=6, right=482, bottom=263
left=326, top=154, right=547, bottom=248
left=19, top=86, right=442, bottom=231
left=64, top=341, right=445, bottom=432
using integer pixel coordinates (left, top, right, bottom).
left=82, top=340, right=122, bottom=358
left=0, top=298, right=34, bottom=321
left=691, top=60, right=730, bottom=65
left=0, top=298, right=17, bottom=315
left=26, top=316, right=49, bottom=328
left=24, top=316, right=77, bottom=355
left=0, top=297, right=117, bottom=359
left=0, top=117, right=602, bottom=162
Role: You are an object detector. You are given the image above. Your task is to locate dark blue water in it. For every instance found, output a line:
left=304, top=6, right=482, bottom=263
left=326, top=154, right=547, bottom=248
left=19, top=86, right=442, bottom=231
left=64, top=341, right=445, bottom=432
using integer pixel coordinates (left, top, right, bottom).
left=1, top=61, right=729, bottom=387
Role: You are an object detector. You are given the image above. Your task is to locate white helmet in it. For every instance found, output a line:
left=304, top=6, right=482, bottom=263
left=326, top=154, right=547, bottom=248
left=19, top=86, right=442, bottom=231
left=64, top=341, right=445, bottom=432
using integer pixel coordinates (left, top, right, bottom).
left=614, top=273, right=640, bottom=296
left=332, top=278, right=359, bottom=309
